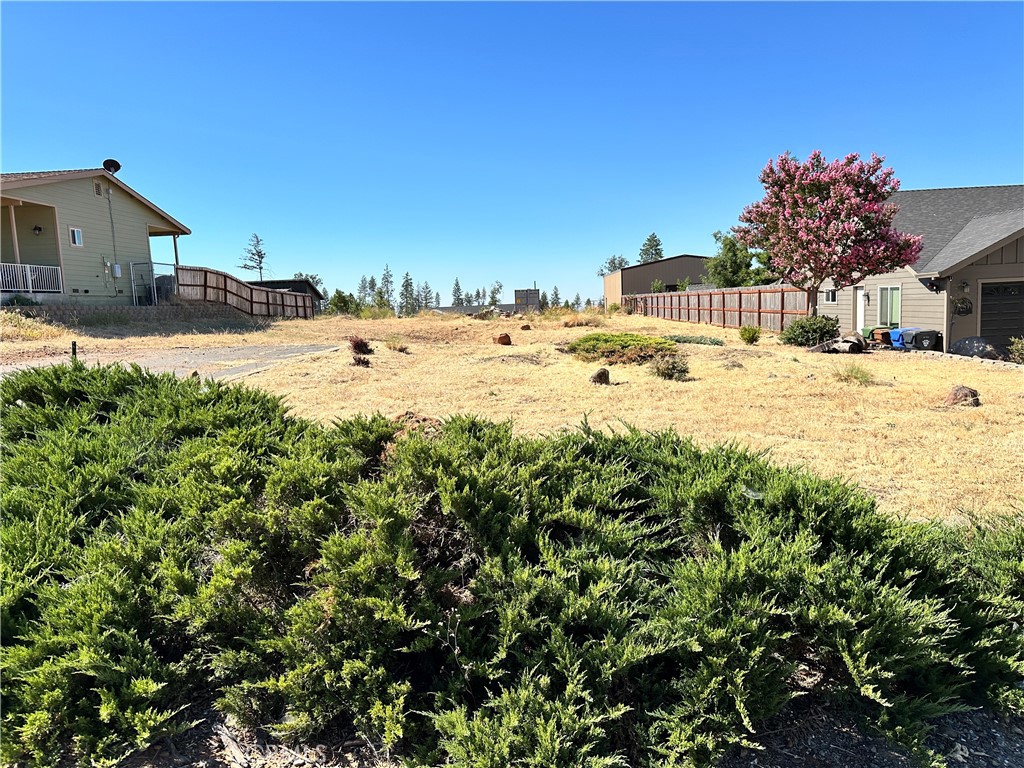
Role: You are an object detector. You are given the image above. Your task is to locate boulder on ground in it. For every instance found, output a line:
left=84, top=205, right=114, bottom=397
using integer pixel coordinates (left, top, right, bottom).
left=949, top=336, right=1007, bottom=360
left=493, top=333, right=512, bottom=346
left=520, top=324, right=532, bottom=331
left=945, top=385, right=981, bottom=407
left=590, top=368, right=610, bottom=385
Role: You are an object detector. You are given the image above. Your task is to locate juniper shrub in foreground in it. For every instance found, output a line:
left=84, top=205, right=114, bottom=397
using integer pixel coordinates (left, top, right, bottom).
left=1, top=363, right=1021, bottom=767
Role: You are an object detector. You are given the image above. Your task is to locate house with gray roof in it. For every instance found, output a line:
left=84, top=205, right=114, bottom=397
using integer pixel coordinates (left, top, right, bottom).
left=819, top=185, right=1023, bottom=349
left=1, top=166, right=190, bottom=306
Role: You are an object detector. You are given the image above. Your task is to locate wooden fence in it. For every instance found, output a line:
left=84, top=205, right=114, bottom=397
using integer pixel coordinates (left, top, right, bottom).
left=625, top=285, right=808, bottom=332
left=176, top=265, right=314, bottom=319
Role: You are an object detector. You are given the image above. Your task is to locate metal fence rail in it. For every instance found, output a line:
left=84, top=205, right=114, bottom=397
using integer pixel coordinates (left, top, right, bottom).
left=0, top=263, right=63, bottom=293
left=625, top=285, right=809, bottom=332
left=175, top=265, right=314, bottom=319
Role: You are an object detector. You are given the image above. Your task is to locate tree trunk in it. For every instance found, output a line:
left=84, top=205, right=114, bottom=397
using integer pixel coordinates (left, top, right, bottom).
left=806, top=287, right=819, bottom=317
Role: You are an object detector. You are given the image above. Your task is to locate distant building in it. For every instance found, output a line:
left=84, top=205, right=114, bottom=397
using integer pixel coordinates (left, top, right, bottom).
left=602, top=253, right=710, bottom=307
left=246, top=278, right=326, bottom=302
left=514, top=288, right=541, bottom=312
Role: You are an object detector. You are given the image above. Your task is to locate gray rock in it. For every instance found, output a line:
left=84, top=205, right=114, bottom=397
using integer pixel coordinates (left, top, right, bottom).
left=590, top=368, right=610, bottom=385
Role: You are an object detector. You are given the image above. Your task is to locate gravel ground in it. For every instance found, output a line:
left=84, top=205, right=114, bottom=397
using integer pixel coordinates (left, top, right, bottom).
left=718, top=696, right=1024, bottom=768
left=109, top=699, right=1024, bottom=768
left=0, top=343, right=339, bottom=379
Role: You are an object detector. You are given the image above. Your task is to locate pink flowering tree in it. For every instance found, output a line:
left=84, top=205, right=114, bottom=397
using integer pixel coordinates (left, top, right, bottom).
left=733, top=151, right=923, bottom=316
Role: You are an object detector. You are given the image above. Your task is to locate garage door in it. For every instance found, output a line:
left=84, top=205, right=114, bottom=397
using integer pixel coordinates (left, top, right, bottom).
left=980, top=281, right=1024, bottom=348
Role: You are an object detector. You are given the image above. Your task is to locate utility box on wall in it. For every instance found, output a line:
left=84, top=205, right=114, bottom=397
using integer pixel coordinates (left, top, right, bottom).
left=515, top=288, right=540, bottom=312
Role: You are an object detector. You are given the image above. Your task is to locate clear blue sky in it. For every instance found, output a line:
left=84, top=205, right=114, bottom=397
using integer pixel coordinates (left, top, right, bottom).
left=3, top=2, right=1022, bottom=303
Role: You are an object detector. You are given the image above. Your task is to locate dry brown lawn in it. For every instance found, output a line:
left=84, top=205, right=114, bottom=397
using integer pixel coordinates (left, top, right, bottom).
left=3, top=310, right=1021, bottom=520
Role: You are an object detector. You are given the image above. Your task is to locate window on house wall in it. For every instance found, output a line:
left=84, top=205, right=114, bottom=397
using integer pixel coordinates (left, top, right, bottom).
left=69, top=227, right=84, bottom=247
left=878, top=286, right=901, bottom=326
left=823, top=289, right=838, bottom=304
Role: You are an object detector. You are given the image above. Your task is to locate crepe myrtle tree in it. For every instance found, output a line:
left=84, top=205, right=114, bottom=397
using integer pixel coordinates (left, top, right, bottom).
left=734, top=151, right=922, bottom=316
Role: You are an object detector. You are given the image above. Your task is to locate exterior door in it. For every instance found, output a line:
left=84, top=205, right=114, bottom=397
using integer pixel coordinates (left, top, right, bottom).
left=853, top=287, right=865, bottom=332
left=980, top=281, right=1024, bottom=348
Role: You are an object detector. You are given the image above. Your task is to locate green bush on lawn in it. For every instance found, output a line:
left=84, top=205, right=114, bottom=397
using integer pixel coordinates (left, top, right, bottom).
left=567, top=332, right=676, bottom=364
left=2, top=363, right=1022, bottom=767
left=778, top=315, right=841, bottom=346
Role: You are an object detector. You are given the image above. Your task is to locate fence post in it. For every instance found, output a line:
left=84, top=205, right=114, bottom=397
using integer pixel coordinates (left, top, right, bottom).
left=26, top=266, right=33, bottom=294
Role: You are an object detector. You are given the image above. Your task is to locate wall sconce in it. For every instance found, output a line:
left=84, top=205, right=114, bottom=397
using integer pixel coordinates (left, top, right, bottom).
left=32, top=225, right=42, bottom=236
left=959, top=280, right=970, bottom=294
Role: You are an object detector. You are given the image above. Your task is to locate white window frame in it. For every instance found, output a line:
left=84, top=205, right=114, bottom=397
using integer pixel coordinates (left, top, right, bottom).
left=823, top=289, right=838, bottom=304
left=877, top=285, right=901, bottom=326
left=69, top=226, right=84, bottom=247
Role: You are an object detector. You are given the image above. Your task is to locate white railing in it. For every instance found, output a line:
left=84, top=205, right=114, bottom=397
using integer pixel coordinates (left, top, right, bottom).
left=0, top=263, right=64, bottom=293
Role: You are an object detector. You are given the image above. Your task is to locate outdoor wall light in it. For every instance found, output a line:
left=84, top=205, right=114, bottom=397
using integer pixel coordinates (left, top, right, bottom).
left=32, top=225, right=42, bottom=236
left=959, top=281, right=970, bottom=294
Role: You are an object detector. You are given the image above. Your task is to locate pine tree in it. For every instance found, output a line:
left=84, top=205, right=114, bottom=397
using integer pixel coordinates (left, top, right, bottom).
left=367, top=276, right=378, bottom=296
left=473, top=288, right=482, bottom=306
left=399, top=272, right=416, bottom=317
left=539, top=291, right=549, bottom=311
left=356, top=275, right=369, bottom=304
left=419, top=281, right=433, bottom=310
left=584, top=298, right=592, bottom=308
left=551, top=286, right=561, bottom=307
left=572, top=293, right=582, bottom=311
left=452, top=278, right=463, bottom=307
left=638, top=232, right=664, bottom=264
left=380, top=265, right=395, bottom=310
left=239, top=233, right=268, bottom=280
left=434, top=290, right=441, bottom=309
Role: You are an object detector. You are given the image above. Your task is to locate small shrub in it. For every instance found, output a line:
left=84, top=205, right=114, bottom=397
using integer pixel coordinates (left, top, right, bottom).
left=833, top=363, right=874, bottom=386
left=567, top=332, right=675, bottom=364
left=385, top=336, right=409, bottom=354
left=650, top=279, right=666, bottom=293
left=562, top=314, right=604, bottom=328
left=663, top=334, right=725, bottom=347
left=607, top=303, right=621, bottom=314
left=649, top=352, right=690, bottom=381
left=357, top=306, right=396, bottom=320
left=352, top=355, right=371, bottom=367
left=779, top=315, right=841, bottom=347
left=349, top=336, right=374, bottom=354
left=1009, top=337, right=1024, bottom=365
left=739, top=325, right=761, bottom=345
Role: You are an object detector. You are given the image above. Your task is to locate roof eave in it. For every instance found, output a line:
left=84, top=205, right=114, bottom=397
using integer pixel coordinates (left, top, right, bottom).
left=2, top=169, right=191, bottom=236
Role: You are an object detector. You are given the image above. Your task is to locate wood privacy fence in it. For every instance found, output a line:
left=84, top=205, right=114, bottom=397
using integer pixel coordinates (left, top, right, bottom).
left=176, top=265, right=314, bottom=319
left=625, top=285, right=809, bottom=332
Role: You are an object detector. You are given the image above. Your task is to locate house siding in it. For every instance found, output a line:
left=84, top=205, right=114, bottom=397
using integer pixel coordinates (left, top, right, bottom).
left=8, top=176, right=167, bottom=305
left=946, top=234, right=1023, bottom=345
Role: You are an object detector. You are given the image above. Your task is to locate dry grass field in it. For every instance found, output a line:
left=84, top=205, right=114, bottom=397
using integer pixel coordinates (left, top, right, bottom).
left=3, top=310, right=1022, bottom=520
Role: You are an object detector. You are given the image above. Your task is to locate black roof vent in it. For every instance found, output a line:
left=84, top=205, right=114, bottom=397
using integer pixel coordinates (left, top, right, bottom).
left=102, top=158, right=121, bottom=174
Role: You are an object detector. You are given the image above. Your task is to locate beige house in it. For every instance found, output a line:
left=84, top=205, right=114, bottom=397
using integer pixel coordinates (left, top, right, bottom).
left=603, top=253, right=709, bottom=307
left=1, top=167, right=190, bottom=306
left=818, top=185, right=1023, bottom=349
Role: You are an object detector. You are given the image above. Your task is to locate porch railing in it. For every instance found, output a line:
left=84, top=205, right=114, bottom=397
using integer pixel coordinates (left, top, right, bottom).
left=0, top=263, right=64, bottom=294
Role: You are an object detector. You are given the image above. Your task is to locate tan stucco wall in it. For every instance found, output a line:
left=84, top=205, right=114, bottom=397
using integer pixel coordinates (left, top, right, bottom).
left=603, top=273, right=622, bottom=307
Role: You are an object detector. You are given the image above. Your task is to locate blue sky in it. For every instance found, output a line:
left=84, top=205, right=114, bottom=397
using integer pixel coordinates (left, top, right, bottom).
left=3, top=2, right=1022, bottom=303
